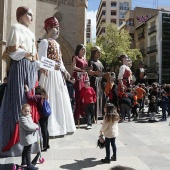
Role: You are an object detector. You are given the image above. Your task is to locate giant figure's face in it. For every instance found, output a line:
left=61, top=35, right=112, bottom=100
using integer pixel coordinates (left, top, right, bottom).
left=19, top=9, right=33, bottom=27
left=94, top=50, right=101, bottom=59
left=79, top=46, right=86, bottom=57
left=48, top=27, right=59, bottom=39
left=122, top=56, right=128, bottom=65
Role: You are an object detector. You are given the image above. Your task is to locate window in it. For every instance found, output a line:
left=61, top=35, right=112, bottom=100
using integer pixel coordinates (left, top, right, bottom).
left=119, top=2, right=129, bottom=10
left=149, top=55, right=156, bottom=66
left=111, top=19, right=116, bottom=24
left=101, top=19, right=106, bottom=23
left=102, top=11, right=106, bottom=15
left=126, top=19, right=133, bottom=26
left=102, top=2, right=106, bottom=7
left=119, top=12, right=125, bottom=18
left=111, top=10, right=116, bottom=16
left=119, top=21, right=123, bottom=26
left=150, top=35, right=156, bottom=46
left=150, top=20, right=155, bottom=27
left=87, top=28, right=90, bottom=32
left=111, top=2, right=116, bottom=7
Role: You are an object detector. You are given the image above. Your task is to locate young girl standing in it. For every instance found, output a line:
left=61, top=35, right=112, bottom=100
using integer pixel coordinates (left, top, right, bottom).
left=19, top=104, right=39, bottom=170
left=100, top=103, right=120, bottom=163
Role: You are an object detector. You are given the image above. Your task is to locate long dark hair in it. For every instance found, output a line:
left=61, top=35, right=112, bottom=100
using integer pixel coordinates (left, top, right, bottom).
left=105, top=103, right=120, bottom=123
left=75, top=44, right=84, bottom=56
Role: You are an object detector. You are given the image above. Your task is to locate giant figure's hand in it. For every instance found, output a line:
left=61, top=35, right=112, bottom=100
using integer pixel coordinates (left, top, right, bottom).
left=40, top=68, right=48, bottom=77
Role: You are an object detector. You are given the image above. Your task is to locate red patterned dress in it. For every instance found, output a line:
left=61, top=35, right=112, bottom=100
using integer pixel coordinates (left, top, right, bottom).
left=72, top=56, right=88, bottom=120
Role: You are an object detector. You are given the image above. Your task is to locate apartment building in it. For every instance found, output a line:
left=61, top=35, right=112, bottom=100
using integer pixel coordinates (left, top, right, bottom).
left=96, top=0, right=132, bottom=37
left=134, top=11, right=170, bottom=84
left=86, top=19, right=92, bottom=43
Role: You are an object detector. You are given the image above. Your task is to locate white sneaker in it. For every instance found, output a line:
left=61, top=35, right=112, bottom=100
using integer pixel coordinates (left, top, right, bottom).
left=87, top=125, right=92, bottom=129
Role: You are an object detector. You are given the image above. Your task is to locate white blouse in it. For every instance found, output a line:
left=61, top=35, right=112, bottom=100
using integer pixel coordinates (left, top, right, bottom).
left=118, top=65, right=131, bottom=80
left=7, top=23, right=37, bottom=61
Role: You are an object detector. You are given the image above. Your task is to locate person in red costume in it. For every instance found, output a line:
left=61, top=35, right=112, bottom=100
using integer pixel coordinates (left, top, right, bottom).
left=118, top=54, right=131, bottom=97
left=80, top=80, right=96, bottom=129
left=0, top=6, right=40, bottom=157
left=72, top=44, right=88, bottom=121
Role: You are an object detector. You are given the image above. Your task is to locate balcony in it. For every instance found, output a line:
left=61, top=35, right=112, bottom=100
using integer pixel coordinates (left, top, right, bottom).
left=148, top=25, right=157, bottom=35
left=147, top=45, right=157, bottom=54
left=138, top=32, right=145, bottom=40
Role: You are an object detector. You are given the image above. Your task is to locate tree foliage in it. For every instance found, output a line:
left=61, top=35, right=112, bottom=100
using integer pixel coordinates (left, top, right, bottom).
left=95, top=23, right=142, bottom=71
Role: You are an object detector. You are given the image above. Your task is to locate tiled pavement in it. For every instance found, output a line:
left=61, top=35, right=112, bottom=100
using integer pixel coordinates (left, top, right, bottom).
left=1, top=111, right=170, bottom=170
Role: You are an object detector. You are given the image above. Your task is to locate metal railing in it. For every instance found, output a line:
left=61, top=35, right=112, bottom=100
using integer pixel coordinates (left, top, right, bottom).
left=147, top=45, right=157, bottom=53
left=148, top=25, right=156, bottom=34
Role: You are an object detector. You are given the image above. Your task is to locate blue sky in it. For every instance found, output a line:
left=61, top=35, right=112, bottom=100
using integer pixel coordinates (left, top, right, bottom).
left=87, top=0, right=170, bottom=39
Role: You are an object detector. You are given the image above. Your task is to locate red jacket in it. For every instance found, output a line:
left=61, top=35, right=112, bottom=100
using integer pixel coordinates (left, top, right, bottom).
left=80, top=87, right=96, bottom=104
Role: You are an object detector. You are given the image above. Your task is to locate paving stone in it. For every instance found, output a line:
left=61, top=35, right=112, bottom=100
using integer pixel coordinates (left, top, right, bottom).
left=1, top=114, right=170, bottom=170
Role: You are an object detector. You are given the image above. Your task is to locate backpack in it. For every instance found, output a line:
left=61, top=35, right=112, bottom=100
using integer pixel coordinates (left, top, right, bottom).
left=42, top=99, right=52, bottom=117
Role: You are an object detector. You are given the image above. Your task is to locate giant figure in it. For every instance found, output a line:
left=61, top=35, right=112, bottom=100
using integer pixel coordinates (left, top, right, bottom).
left=88, top=46, right=105, bottom=119
left=118, top=55, right=131, bottom=96
left=72, top=44, right=88, bottom=121
left=0, top=6, right=39, bottom=156
left=38, top=17, right=76, bottom=136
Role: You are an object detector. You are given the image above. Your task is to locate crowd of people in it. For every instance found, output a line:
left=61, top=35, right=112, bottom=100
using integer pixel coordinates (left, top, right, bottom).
left=0, top=5, right=169, bottom=170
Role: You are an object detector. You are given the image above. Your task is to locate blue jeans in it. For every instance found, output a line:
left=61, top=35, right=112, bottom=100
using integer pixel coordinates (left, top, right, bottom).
left=105, top=137, right=116, bottom=160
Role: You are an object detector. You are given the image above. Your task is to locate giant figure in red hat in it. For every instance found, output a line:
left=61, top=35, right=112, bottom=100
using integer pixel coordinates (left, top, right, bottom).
left=38, top=17, right=76, bottom=136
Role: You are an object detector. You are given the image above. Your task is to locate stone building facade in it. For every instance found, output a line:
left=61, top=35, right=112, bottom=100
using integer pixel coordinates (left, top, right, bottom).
left=0, top=0, right=87, bottom=80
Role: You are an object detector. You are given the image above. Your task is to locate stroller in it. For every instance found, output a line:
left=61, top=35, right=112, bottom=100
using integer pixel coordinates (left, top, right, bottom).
left=12, top=128, right=45, bottom=170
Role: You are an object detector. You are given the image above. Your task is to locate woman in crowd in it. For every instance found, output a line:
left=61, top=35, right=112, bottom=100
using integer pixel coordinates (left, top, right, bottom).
left=38, top=17, right=76, bottom=137
left=0, top=6, right=39, bottom=156
left=72, top=44, right=88, bottom=121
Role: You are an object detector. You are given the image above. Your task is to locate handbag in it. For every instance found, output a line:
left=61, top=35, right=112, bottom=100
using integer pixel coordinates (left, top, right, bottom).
left=97, top=135, right=105, bottom=149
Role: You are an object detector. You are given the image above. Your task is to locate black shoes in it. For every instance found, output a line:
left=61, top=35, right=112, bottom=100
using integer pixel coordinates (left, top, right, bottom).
left=41, top=148, right=47, bottom=152
left=101, top=158, right=110, bottom=163
left=111, top=155, right=117, bottom=161
left=42, top=145, right=50, bottom=152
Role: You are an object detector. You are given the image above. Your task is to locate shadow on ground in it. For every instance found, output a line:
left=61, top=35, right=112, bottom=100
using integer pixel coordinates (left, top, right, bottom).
left=60, top=158, right=102, bottom=170
left=136, top=112, right=162, bottom=123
